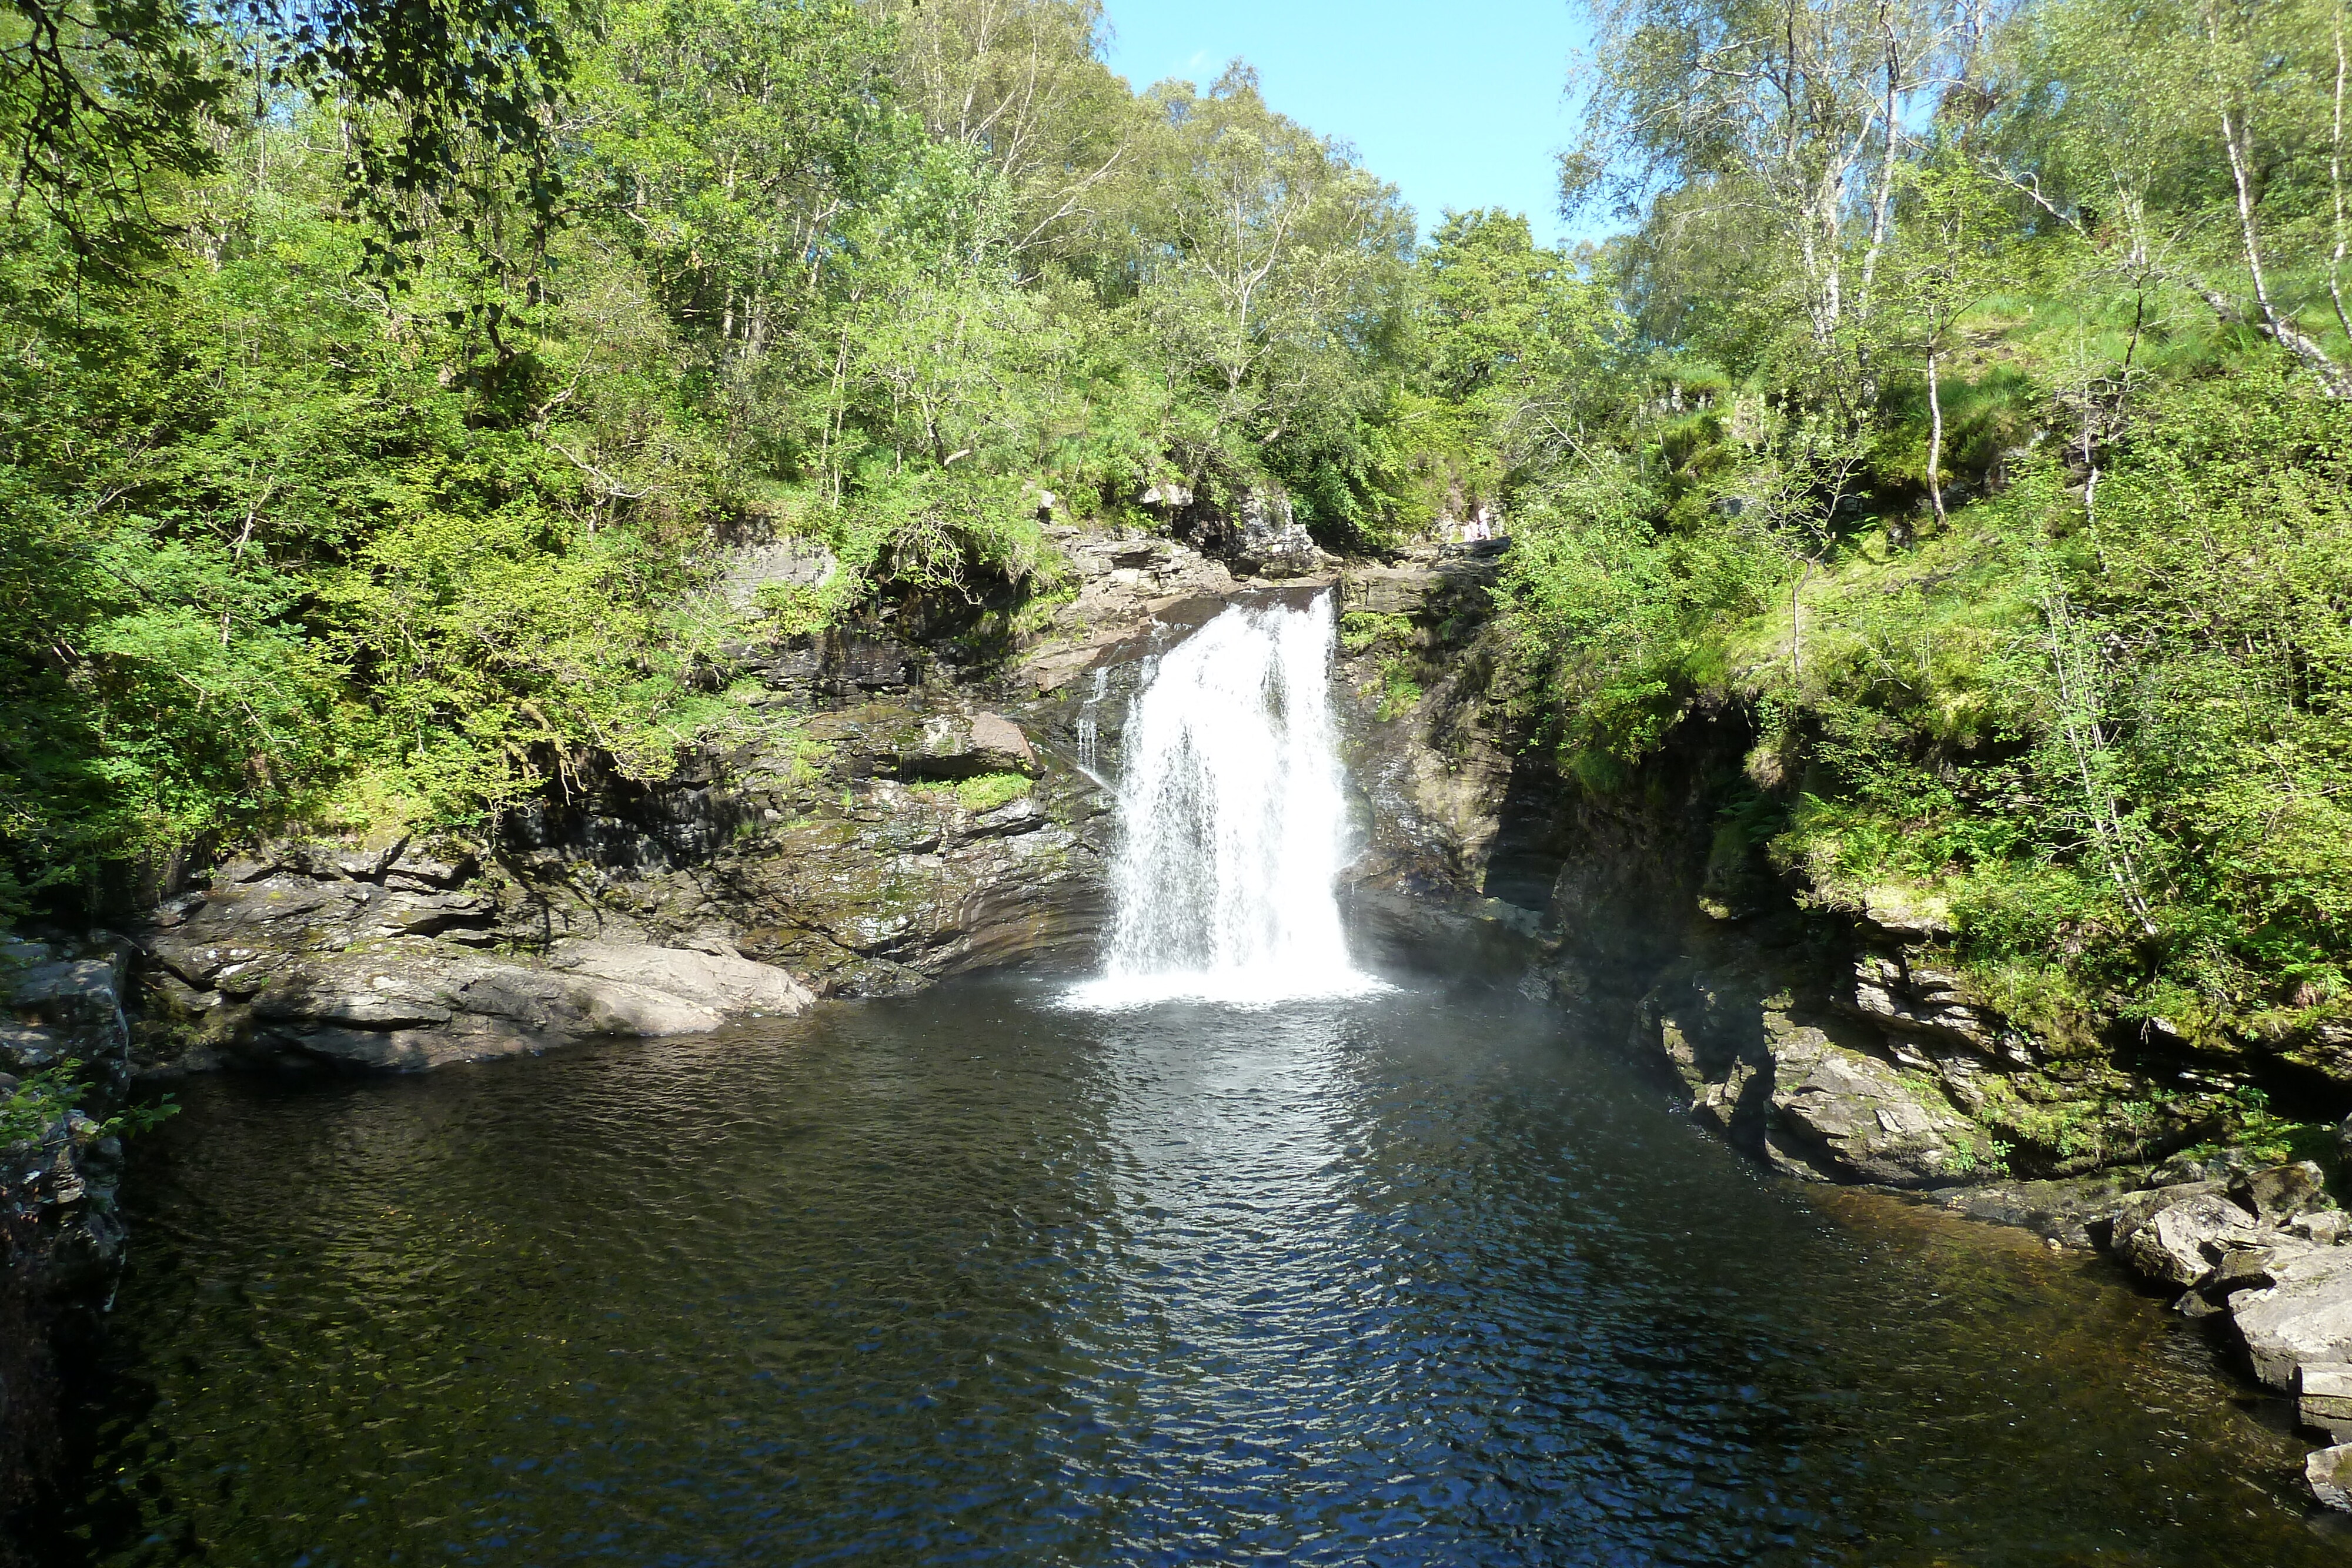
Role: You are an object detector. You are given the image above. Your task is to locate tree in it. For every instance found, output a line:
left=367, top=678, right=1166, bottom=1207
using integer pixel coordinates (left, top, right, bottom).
left=872, top=0, right=1140, bottom=260
left=1989, top=0, right=2352, bottom=395
left=1884, top=140, right=2010, bottom=521
left=1565, top=0, right=1976, bottom=356
left=1130, top=65, right=1409, bottom=499
left=1, top=0, right=575, bottom=278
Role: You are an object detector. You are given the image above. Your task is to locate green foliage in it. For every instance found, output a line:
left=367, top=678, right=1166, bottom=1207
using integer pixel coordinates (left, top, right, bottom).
left=1339, top=611, right=1414, bottom=654
left=1478, top=0, right=2352, bottom=1058
left=0, top=1059, right=175, bottom=1148
left=11, top=0, right=2348, bottom=1091
left=0, top=1064, right=86, bottom=1150
left=909, top=772, right=1033, bottom=813
left=1496, top=456, right=1775, bottom=777
left=0, top=0, right=1418, bottom=918
left=1369, top=658, right=1424, bottom=722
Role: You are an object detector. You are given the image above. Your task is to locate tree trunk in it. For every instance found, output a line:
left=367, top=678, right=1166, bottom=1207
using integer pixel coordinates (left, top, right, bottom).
left=1791, top=559, right=1812, bottom=683
left=2208, top=12, right=2352, bottom=394
left=1925, top=347, right=1947, bottom=525
left=2333, top=2, right=2351, bottom=346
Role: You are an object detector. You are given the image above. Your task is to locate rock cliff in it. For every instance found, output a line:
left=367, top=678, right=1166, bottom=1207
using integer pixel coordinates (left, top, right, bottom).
left=132, top=519, right=1327, bottom=1075
left=1, top=933, right=135, bottom=1510
left=1313, top=539, right=2352, bottom=1505
left=21, top=516, right=2352, bottom=1507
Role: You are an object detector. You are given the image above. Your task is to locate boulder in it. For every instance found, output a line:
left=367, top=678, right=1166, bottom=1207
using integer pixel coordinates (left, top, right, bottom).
left=2302, top=1363, right=2352, bottom=1442
left=232, top=940, right=837, bottom=1072
left=2231, top=1245, right=2352, bottom=1390
left=439, top=962, right=723, bottom=1038
left=2311, top=1443, right=2352, bottom=1512
left=2201, top=1245, right=2285, bottom=1298
left=1765, top=1021, right=1990, bottom=1186
left=242, top=944, right=807, bottom=1070
left=1855, top=887, right=1956, bottom=942
left=2231, top=1161, right=2334, bottom=1226
left=0, top=1023, right=66, bottom=1073
left=2115, top=1190, right=2262, bottom=1290
left=546, top=941, right=813, bottom=1017
left=6, top=953, right=132, bottom=1086
left=2109, top=1179, right=2224, bottom=1245
left=718, top=537, right=837, bottom=609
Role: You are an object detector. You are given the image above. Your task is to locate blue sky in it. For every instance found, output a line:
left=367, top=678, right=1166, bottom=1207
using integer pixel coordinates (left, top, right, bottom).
left=1098, top=0, right=1591, bottom=248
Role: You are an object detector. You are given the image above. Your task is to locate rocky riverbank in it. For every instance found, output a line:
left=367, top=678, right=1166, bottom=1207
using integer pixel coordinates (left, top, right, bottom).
left=1, top=934, right=135, bottom=1516
left=1317, top=540, right=2352, bottom=1507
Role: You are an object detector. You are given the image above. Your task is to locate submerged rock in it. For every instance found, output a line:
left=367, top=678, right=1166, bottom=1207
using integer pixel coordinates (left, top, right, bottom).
left=1926, top=1172, right=2146, bottom=1249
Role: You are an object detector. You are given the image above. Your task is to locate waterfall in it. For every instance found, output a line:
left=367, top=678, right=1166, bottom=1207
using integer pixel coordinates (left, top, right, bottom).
left=1068, top=594, right=1381, bottom=1008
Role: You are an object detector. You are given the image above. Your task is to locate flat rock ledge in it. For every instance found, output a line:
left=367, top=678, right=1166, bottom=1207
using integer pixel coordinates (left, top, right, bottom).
left=158, top=933, right=812, bottom=1072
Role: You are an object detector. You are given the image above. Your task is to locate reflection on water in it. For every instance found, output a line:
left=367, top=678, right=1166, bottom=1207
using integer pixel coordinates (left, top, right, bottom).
left=42, top=978, right=2341, bottom=1565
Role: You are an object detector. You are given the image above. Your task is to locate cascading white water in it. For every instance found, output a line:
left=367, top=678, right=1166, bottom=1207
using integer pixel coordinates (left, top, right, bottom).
left=1068, top=594, right=1383, bottom=1008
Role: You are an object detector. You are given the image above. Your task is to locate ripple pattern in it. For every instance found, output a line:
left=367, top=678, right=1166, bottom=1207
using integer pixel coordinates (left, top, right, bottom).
left=41, top=979, right=2341, bottom=1566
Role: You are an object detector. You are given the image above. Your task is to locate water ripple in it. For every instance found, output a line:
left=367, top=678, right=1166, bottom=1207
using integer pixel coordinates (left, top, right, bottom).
left=44, top=978, right=2340, bottom=1567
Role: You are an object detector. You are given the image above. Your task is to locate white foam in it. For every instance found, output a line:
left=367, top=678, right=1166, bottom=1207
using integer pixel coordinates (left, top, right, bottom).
left=1066, top=594, right=1385, bottom=1011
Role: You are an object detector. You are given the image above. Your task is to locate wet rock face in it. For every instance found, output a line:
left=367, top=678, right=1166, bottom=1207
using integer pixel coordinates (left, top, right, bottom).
left=1150, top=484, right=1331, bottom=582
left=894, top=711, right=1043, bottom=781
left=1325, top=548, right=1522, bottom=915
left=2, top=933, right=134, bottom=1407
left=1633, top=958, right=1993, bottom=1188
left=1765, top=1019, right=1994, bottom=1186
left=136, top=698, right=1107, bottom=1070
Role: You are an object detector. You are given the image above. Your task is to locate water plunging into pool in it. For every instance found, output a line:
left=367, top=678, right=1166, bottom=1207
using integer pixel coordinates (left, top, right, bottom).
left=1069, top=594, right=1384, bottom=1008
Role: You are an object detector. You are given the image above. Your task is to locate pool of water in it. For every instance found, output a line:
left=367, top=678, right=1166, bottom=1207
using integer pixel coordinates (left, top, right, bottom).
left=39, top=977, right=2345, bottom=1565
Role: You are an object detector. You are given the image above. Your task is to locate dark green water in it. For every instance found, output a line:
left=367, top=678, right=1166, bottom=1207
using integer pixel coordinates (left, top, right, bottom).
left=38, top=978, right=2346, bottom=1565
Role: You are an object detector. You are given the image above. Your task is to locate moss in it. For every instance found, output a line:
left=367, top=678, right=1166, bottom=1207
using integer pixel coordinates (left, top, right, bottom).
left=1375, top=658, right=1424, bottom=721
left=908, top=772, right=1033, bottom=813
left=1341, top=610, right=1416, bottom=653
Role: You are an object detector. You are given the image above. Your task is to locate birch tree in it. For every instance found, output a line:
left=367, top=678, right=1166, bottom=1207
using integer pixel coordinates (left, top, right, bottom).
left=1565, top=0, right=1977, bottom=354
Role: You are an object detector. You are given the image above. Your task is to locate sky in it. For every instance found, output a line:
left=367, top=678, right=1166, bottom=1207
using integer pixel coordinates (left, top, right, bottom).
left=1097, top=0, right=1593, bottom=248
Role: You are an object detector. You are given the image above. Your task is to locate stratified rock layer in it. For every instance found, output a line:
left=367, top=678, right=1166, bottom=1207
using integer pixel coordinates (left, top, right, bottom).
left=138, top=700, right=1102, bottom=1071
